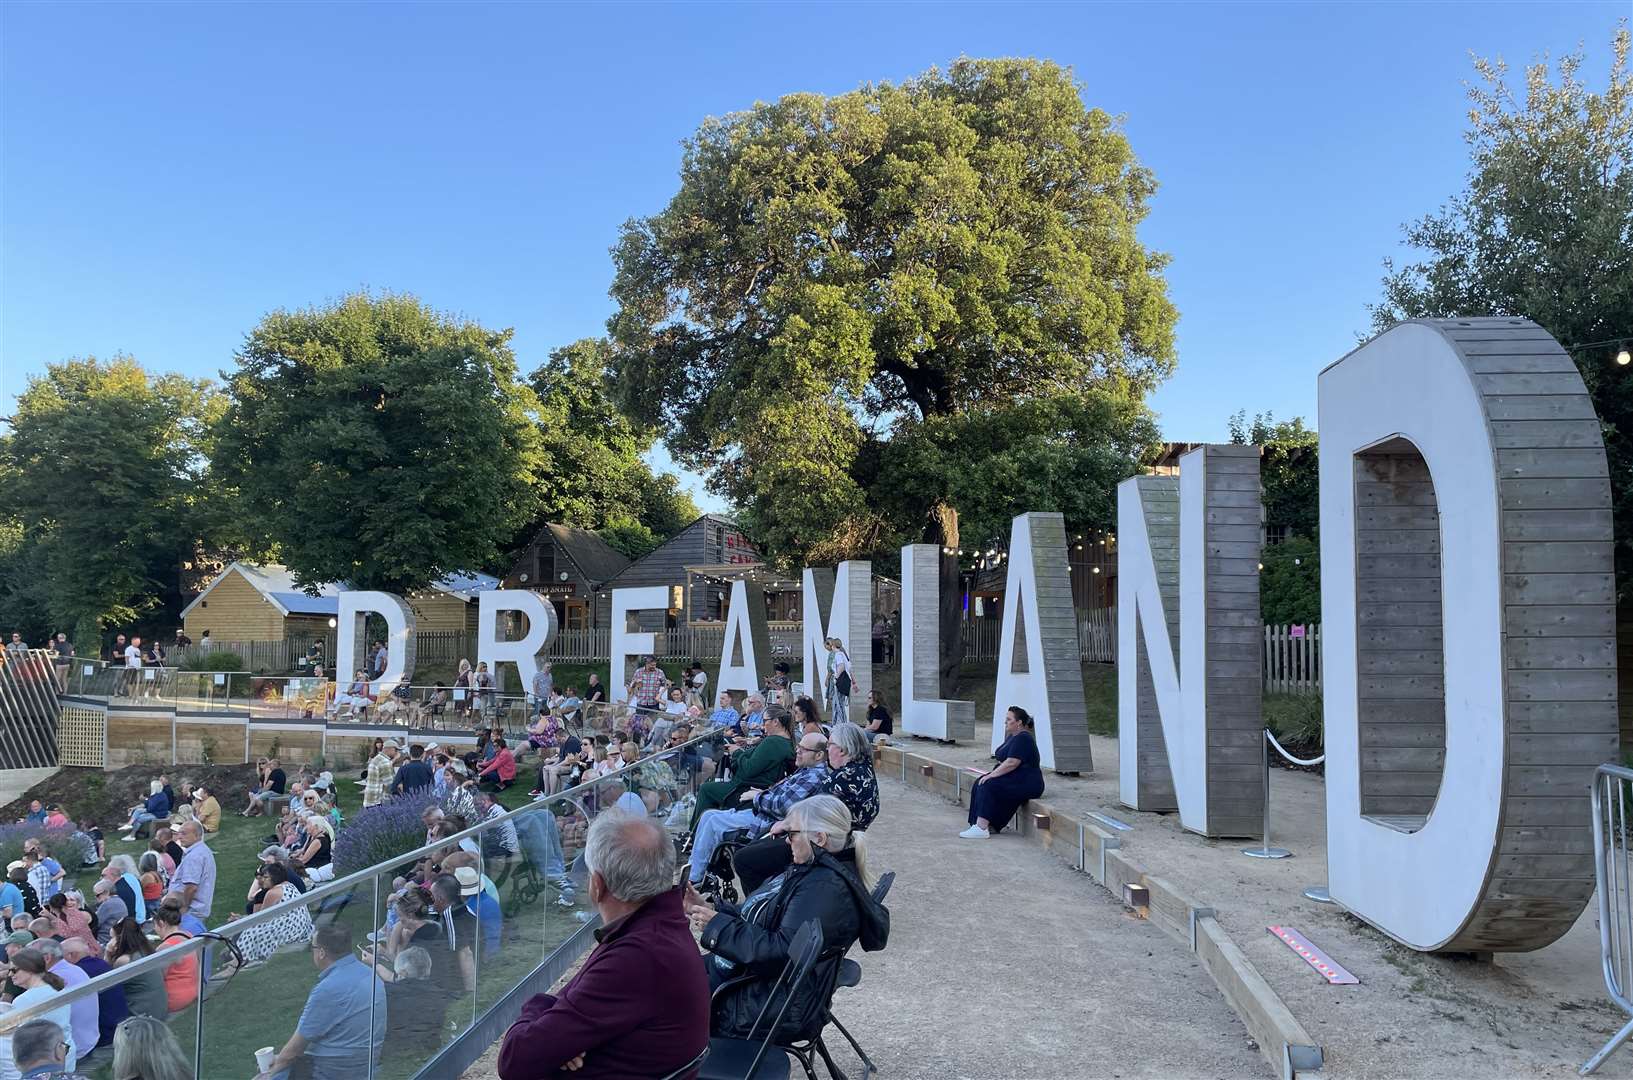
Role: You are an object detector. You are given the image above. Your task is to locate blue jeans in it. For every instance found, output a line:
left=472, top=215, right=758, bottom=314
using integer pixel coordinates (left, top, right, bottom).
left=689, top=807, right=764, bottom=884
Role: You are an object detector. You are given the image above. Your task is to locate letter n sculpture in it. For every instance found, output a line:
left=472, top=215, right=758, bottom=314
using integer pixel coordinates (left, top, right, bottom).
left=1118, top=445, right=1264, bottom=837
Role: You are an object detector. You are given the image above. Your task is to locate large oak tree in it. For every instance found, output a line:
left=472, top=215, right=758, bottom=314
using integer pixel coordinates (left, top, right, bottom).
left=607, top=58, right=1178, bottom=689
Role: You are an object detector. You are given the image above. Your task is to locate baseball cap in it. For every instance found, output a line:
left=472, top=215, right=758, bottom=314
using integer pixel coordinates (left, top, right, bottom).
left=5, top=930, right=34, bottom=949
left=454, top=866, right=481, bottom=897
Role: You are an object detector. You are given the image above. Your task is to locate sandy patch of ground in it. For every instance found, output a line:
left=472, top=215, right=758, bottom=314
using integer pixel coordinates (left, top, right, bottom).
left=889, top=726, right=1633, bottom=1079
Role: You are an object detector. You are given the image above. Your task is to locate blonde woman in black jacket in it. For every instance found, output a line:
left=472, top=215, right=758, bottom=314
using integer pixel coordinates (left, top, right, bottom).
left=685, top=794, right=889, bottom=1043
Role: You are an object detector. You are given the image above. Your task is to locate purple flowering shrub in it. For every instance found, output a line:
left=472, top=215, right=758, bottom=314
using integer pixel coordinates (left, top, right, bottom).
left=0, top=822, right=95, bottom=872
left=332, top=788, right=441, bottom=877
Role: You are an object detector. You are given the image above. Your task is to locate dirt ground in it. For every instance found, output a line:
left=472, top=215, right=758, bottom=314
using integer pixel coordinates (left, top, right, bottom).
left=463, top=775, right=1266, bottom=1080
left=893, top=725, right=1633, bottom=1080
left=0, top=762, right=259, bottom=828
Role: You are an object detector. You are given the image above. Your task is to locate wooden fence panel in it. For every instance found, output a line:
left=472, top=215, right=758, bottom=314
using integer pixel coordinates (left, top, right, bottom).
left=1263, top=624, right=1322, bottom=694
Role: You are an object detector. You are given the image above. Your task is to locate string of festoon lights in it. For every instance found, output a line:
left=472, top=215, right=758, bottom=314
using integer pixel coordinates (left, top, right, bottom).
left=946, top=526, right=1118, bottom=573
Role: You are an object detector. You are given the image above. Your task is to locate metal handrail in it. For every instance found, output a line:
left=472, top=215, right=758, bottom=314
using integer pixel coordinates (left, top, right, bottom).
left=0, top=726, right=724, bottom=1032
left=1583, top=763, right=1633, bottom=1074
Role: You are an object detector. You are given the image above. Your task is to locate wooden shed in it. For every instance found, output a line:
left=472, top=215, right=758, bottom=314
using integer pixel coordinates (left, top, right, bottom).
left=595, top=514, right=762, bottom=630
left=406, top=572, right=498, bottom=635
left=180, top=563, right=340, bottom=643
left=501, top=523, right=633, bottom=630
left=181, top=563, right=499, bottom=643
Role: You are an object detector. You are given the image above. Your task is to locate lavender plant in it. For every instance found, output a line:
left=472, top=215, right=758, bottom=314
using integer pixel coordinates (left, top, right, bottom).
left=0, top=822, right=96, bottom=873
left=331, top=788, right=441, bottom=877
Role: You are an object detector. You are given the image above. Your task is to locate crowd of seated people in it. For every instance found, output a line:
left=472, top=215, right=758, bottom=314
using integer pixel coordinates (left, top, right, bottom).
left=0, top=884, right=220, bottom=1073
left=1, top=668, right=901, bottom=1080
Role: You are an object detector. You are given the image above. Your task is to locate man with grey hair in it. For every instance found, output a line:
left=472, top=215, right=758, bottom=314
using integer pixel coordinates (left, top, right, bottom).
left=729, top=720, right=881, bottom=896
left=496, top=812, right=707, bottom=1080
left=34, top=938, right=99, bottom=1064
left=61, top=935, right=125, bottom=1054
left=166, top=819, right=215, bottom=940
left=686, top=729, right=829, bottom=886
left=10, top=1018, right=86, bottom=1079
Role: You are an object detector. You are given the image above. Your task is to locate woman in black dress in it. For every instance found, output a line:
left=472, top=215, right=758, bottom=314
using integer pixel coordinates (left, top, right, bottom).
left=962, top=706, right=1045, bottom=838
left=863, top=690, right=893, bottom=744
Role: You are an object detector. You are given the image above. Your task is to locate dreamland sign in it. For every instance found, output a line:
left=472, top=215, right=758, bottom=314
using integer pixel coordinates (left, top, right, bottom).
left=333, top=317, right=1612, bottom=956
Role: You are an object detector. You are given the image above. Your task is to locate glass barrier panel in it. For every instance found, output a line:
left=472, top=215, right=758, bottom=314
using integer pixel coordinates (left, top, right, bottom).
left=28, top=727, right=725, bottom=1080
left=362, top=858, right=456, bottom=1080
left=199, top=884, right=376, bottom=1079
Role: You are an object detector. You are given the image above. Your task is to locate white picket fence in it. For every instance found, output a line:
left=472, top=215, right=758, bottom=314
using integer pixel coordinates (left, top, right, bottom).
left=1264, top=623, right=1322, bottom=694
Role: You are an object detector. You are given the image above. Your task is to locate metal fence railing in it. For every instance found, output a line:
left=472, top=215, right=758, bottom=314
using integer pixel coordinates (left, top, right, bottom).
left=1584, top=763, right=1633, bottom=1074
left=0, top=727, right=725, bottom=1080
left=0, top=648, right=61, bottom=768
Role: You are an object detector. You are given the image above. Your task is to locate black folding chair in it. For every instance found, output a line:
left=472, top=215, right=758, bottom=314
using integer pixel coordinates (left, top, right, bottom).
left=700, top=919, right=826, bottom=1080
left=804, top=871, right=895, bottom=1080
left=660, top=1045, right=709, bottom=1080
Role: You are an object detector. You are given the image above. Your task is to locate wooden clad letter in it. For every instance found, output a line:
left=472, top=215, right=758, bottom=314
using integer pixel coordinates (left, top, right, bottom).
left=1320, top=317, right=1615, bottom=952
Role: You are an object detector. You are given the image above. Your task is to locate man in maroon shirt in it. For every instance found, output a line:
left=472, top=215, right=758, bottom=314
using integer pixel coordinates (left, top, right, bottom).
left=497, top=811, right=708, bottom=1080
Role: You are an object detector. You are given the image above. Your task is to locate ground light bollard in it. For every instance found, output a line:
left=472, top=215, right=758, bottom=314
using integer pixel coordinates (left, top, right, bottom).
left=1241, top=728, right=1327, bottom=861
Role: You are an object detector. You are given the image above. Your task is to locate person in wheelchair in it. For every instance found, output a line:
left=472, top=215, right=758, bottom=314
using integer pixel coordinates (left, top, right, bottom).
left=685, top=730, right=830, bottom=890
left=729, top=722, right=882, bottom=898
left=684, top=794, right=889, bottom=1044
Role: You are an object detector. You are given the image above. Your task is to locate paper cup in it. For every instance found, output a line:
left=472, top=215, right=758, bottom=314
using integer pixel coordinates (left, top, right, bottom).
left=255, top=1047, right=276, bottom=1072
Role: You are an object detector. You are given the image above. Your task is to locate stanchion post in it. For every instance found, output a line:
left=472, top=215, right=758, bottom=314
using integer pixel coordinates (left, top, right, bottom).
left=1242, top=728, right=1291, bottom=859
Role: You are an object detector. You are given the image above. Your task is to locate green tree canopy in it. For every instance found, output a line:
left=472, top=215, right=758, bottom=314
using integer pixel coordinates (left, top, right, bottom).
left=213, top=292, right=545, bottom=592
left=607, top=58, right=1178, bottom=684
left=874, top=389, right=1160, bottom=557
left=597, top=516, right=664, bottom=561
left=1228, top=411, right=1319, bottom=540
left=526, top=338, right=698, bottom=538
left=0, top=357, right=220, bottom=646
left=1373, top=25, right=1633, bottom=593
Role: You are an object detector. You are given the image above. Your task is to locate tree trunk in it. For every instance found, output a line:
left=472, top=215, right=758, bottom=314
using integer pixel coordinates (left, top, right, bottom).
left=925, top=502, right=964, bottom=699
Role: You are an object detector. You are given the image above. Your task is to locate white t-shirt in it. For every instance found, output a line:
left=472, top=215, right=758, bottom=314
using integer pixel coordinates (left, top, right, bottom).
left=124, top=644, right=142, bottom=668
left=665, top=700, right=688, bottom=716
left=691, top=670, right=707, bottom=690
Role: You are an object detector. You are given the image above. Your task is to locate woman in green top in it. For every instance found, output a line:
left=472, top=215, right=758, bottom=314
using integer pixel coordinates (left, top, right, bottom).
left=687, top=708, right=795, bottom=830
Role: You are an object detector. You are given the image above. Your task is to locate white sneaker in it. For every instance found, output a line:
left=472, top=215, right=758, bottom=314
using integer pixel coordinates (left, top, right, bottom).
left=959, top=825, right=990, bottom=839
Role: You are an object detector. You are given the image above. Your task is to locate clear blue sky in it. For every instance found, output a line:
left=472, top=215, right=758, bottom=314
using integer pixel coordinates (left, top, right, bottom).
left=1, top=1, right=1622, bottom=511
